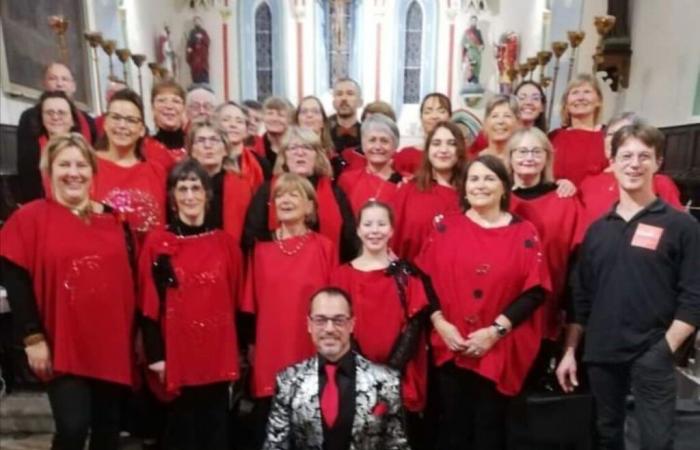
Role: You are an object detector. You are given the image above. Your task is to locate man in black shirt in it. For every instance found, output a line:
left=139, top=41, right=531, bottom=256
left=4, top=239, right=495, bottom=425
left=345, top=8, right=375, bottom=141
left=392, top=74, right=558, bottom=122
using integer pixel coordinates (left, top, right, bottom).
left=264, top=287, right=408, bottom=449
left=556, top=123, right=700, bottom=450
left=329, top=78, right=363, bottom=153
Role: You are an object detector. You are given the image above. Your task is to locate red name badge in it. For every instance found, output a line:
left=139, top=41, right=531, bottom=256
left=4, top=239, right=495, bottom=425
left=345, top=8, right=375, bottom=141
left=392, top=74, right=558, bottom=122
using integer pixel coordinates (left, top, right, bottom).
left=630, top=223, right=664, bottom=250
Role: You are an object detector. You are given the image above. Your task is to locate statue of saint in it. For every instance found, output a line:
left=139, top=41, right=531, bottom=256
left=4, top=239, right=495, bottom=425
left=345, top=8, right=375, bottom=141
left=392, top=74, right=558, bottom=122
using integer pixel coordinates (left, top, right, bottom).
left=461, top=15, right=484, bottom=89
left=156, top=25, right=176, bottom=78
left=186, top=16, right=210, bottom=83
left=496, top=32, right=519, bottom=93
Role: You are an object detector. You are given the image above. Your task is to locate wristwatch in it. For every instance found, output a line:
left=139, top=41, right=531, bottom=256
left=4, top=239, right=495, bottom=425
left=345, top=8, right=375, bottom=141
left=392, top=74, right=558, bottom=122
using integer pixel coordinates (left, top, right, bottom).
left=491, top=322, right=508, bottom=338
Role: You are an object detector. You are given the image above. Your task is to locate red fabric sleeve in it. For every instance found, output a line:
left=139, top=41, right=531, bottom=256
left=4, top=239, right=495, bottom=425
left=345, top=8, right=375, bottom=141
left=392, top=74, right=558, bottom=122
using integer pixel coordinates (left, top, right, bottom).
left=654, top=174, right=683, bottom=210
left=0, top=204, right=37, bottom=271
left=137, top=232, right=163, bottom=320
left=241, top=252, right=256, bottom=314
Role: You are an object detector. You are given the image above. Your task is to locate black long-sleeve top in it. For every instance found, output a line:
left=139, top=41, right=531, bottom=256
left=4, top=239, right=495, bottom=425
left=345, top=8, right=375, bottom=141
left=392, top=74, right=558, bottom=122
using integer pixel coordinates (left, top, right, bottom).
left=241, top=176, right=358, bottom=262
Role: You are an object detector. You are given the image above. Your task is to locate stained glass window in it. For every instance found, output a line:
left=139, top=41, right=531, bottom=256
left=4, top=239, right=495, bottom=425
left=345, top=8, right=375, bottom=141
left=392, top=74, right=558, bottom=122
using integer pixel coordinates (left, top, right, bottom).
left=325, top=0, right=355, bottom=86
left=403, top=1, right=423, bottom=103
left=255, top=3, right=273, bottom=101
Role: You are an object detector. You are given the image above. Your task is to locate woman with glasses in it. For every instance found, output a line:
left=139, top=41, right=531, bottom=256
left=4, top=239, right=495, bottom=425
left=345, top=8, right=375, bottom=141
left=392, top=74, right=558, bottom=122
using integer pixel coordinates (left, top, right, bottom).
left=549, top=74, right=608, bottom=186
left=391, top=121, right=466, bottom=263
left=185, top=119, right=254, bottom=243
left=93, top=89, right=167, bottom=234
left=16, top=91, right=82, bottom=203
left=578, top=112, right=683, bottom=229
left=1, top=134, right=136, bottom=450
left=139, top=159, right=243, bottom=449
left=337, top=114, right=405, bottom=215
left=330, top=200, right=429, bottom=442
left=150, top=79, right=188, bottom=162
left=242, top=173, right=337, bottom=442
left=506, top=127, right=583, bottom=348
left=417, top=155, right=549, bottom=450
left=242, top=126, right=356, bottom=262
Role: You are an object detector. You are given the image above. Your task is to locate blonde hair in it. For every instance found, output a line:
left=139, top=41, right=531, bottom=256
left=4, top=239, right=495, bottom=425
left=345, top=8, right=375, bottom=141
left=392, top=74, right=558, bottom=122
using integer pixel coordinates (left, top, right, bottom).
left=274, top=126, right=333, bottom=177
left=559, top=73, right=603, bottom=127
left=40, top=132, right=97, bottom=176
left=272, top=173, right=318, bottom=225
left=506, top=127, right=554, bottom=183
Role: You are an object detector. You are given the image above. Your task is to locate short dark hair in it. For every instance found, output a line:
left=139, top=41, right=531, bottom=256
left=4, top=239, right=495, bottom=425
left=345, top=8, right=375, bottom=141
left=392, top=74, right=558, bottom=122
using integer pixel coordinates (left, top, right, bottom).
left=242, top=99, right=263, bottom=112
left=420, top=92, right=452, bottom=117
left=95, top=89, right=146, bottom=158
left=166, top=159, right=214, bottom=211
left=611, top=123, right=665, bottom=160
left=37, top=90, right=81, bottom=136
left=309, top=286, right=353, bottom=316
left=460, top=154, right=512, bottom=212
left=513, top=80, right=548, bottom=132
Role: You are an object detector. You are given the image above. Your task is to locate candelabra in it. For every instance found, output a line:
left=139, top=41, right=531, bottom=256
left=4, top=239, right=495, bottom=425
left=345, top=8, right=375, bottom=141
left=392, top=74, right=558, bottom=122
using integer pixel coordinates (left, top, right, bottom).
left=566, top=31, right=585, bottom=82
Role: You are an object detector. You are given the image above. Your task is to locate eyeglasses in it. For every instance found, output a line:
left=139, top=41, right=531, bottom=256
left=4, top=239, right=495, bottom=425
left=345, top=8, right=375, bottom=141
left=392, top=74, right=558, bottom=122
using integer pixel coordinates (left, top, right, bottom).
left=615, top=152, right=655, bottom=165
left=286, top=144, right=314, bottom=153
left=299, top=107, right=322, bottom=116
left=107, top=112, right=142, bottom=125
left=309, top=315, right=352, bottom=328
left=512, top=147, right=546, bottom=158
left=193, top=136, right=223, bottom=146
left=43, top=109, right=70, bottom=118
left=175, top=185, right=205, bottom=195
left=516, top=94, right=543, bottom=103
left=188, top=102, right=214, bottom=112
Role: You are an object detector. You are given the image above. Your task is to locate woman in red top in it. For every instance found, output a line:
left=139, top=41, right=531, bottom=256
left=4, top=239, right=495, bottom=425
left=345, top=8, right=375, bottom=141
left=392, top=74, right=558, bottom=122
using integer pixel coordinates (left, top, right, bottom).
left=1, top=134, right=136, bottom=450
left=93, top=89, right=167, bottom=234
left=242, top=126, right=357, bottom=262
left=549, top=74, right=608, bottom=186
left=331, top=201, right=429, bottom=410
left=337, top=114, right=404, bottom=214
left=150, top=79, right=188, bottom=163
left=394, top=93, right=452, bottom=175
left=242, top=173, right=337, bottom=399
left=139, top=159, right=243, bottom=449
left=391, top=121, right=466, bottom=262
left=417, top=155, right=549, bottom=450
left=579, top=112, right=683, bottom=229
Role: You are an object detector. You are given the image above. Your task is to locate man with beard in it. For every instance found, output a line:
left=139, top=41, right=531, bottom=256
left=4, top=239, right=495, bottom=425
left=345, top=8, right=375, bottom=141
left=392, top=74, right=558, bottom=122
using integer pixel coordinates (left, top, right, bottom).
left=264, top=287, right=409, bottom=450
left=330, top=78, right=363, bottom=153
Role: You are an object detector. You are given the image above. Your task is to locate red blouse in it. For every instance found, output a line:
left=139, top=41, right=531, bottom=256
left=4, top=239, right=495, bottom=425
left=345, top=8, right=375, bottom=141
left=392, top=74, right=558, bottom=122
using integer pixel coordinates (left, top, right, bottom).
left=337, top=168, right=400, bottom=215
left=393, top=146, right=423, bottom=176
left=549, top=128, right=608, bottom=186
left=0, top=200, right=135, bottom=386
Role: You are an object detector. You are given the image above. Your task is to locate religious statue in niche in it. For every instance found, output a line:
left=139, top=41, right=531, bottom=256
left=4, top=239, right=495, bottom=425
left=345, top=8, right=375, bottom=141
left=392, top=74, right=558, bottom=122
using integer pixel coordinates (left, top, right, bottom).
left=156, top=25, right=177, bottom=79
left=186, top=16, right=210, bottom=83
left=461, top=15, right=485, bottom=94
left=496, top=31, right=519, bottom=94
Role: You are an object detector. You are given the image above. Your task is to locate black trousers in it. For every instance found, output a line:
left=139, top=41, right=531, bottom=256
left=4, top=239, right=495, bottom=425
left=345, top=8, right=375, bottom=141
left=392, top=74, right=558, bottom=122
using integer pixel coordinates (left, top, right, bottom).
left=164, top=382, right=231, bottom=450
left=47, top=375, right=126, bottom=450
left=435, top=362, right=510, bottom=450
left=587, top=338, right=677, bottom=450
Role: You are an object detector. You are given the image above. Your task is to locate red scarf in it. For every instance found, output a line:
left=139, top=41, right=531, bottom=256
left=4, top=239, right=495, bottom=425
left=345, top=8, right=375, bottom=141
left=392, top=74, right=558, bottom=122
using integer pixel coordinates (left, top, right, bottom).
left=222, top=171, right=254, bottom=243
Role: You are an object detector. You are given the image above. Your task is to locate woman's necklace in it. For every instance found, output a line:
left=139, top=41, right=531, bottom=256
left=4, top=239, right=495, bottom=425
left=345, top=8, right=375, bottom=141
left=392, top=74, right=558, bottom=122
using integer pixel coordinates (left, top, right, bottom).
left=275, top=228, right=310, bottom=256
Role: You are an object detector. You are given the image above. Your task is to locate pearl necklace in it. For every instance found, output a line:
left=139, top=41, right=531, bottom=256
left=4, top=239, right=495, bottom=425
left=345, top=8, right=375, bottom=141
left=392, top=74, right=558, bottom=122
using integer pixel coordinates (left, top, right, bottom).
left=275, top=229, right=311, bottom=256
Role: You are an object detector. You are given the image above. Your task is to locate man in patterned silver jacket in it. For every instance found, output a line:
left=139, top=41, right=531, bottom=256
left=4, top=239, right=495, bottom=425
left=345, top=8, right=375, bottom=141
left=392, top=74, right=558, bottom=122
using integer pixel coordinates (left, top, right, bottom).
left=263, top=287, right=409, bottom=450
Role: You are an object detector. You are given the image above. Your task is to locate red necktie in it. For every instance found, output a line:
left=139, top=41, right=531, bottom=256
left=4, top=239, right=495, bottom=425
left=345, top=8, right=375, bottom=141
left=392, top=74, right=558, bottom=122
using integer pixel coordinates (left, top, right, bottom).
left=321, top=364, right=339, bottom=428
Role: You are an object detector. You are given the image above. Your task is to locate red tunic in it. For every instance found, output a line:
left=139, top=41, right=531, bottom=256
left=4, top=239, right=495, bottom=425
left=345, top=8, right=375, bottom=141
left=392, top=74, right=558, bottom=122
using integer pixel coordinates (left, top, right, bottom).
left=330, top=264, right=428, bottom=411
left=390, top=181, right=462, bottom=263
left=510, top=191, right=584, bottom=340
left=268, top=176, right=343, bottom=249
left=339, top=147, right=367, bottom=171
left=0, top=200, right=135, bottom=385
left=393, top=146, right=423, bottom=176
left=579, top=171, right=683, bottom=230
left=139, top=229, right=243, bottom=393
left=337, top=168, right=399, bottom=215
left=93, top=157, right=167, bottom=234
left=142, top=136, right=178, bottom=172
left=240, top=147, right=265, bottom=192
left=468, top=130, right=489, bottom=159
left=242, top=233, right=337, bottom=397
left=222, top=171, right=254, bottom=243
left=549, top=128, right=608, bottom=186
left=416, top=214, right=550, bottom=396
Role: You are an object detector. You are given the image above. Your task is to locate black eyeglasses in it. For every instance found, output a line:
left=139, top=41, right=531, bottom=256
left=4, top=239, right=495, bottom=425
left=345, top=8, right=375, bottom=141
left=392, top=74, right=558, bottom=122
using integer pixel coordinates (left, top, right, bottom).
left=309, top=315, right=352, bottom=328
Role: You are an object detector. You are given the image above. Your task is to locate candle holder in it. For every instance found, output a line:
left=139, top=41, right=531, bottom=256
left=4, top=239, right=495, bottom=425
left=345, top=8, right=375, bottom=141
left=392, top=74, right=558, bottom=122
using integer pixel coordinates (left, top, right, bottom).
left=507, top=67, right=518, bottom=90
left=566, top=31, right=586, bottom=82
left=48, top=16, right=70, bottom=64
left=593, top=15, right=616, bottom=73
left=537, top=50, right=552, bottom=84
left=547, top=41, right=569, bottom=129
left=115, top=48, right=131, bottom=85
left=526, top=57, right=539, bottom=80
left=101, top=39, right=118, bottom=78
left=541, top=76, right=552, bottom=89
left=148, top=62, right=165, bottom=82
left=84, top=31, right=104, bottom=113
left=518, top=63, right=530, bottom=81
left=131, top=54, right=147, bottom=97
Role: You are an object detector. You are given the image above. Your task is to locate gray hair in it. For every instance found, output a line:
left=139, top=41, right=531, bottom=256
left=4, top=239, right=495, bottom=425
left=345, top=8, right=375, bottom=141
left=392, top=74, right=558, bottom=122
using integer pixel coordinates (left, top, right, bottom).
left=360, top=113, right=400, bottom=148
left=607, top=111, right=644, bottom=129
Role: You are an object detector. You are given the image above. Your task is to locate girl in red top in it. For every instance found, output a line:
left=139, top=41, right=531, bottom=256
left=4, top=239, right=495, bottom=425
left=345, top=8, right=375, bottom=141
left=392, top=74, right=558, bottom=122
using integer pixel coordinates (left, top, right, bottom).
left=391, top=121, right=467, bottom=262
left=93, top=89, right=167, bottom=234
left=242, top=173, right=337, bottom=399
left=337, top=114, right=405, bottom=214
left=417, top=155, right=550, bottom=450
left=579, top=112, right=682, bottom=228
left=549, top=74, right=608, bottom=186
left=331, top=201, right=429, bottom=412
left=139, top=159, right=243, bottom=449
left=1, top=134, right=136, bottom=450
left=394, top=93, right=452, bottom=175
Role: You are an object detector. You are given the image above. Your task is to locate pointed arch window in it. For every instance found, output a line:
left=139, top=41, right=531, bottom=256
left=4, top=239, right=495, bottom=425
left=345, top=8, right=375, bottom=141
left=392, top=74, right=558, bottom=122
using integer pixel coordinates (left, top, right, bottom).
left=403, top=1, right=423, bottom=103
left=255, top=3, right=273, bottom=101
left=325, top=0, right=356, bottom=86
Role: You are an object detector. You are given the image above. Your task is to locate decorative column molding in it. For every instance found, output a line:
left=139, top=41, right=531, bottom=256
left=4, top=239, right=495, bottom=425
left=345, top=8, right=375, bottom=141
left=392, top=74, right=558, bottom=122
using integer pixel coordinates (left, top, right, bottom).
left=374, top=0, right=387, bottom=100
left=445, top=0, right=459, bottom=99
left=219, top=1, right=232, bottom=100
